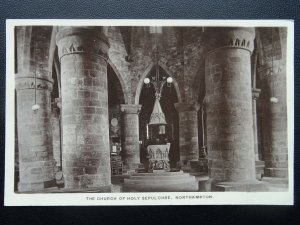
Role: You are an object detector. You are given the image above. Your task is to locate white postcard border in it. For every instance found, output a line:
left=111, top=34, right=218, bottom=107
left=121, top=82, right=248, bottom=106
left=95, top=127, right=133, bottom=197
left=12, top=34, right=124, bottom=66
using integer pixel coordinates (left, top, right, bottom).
left=5, top=19, right=294, bottom=206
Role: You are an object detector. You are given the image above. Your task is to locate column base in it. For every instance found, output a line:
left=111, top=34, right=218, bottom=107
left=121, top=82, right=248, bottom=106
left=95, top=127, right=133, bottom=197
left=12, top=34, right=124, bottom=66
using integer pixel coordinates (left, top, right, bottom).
left=111, top=174, right=131, bottom=184
left=255, top=160, right=265, bottom=180
left=63, top=174, right=111, bottom=190
left=210, top=180, right=269, bottom=192
left=123, top=163, right=144, bottom=174
left=262, top=177, right=289, bottom=191
left=178, top=159, right=208, bottom=173
left=18, top=179, right=56, bottom=192
left=265, top=167, right=288, bottom=178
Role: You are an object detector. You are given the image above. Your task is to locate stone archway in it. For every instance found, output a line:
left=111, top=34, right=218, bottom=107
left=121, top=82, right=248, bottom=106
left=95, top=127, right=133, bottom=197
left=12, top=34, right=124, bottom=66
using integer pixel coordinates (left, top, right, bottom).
left=134, top=61, right=182, bottom=105
left=137, top=63, right=181, bottom=167
left=107, top=59, right=129, bottom=104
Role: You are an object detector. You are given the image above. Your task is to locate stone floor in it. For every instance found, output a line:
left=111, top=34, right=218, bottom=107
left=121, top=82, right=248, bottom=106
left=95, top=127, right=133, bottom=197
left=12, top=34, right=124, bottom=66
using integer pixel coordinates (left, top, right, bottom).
left=15, top=172, right=288, bottom=193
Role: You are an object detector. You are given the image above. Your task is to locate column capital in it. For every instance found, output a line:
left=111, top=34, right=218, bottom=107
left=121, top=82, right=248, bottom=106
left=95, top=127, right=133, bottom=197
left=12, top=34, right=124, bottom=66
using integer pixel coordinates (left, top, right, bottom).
left=120, top=104, right=142, bottom=114
left=205, top=27, right=255, bottom=54
left=15, top=73, right=53, bottom=92
left=56, top=26, right=110, bottom=60
left=174, top=102, right=200, bottom=112
left=252, top=88, right=261, bottom=100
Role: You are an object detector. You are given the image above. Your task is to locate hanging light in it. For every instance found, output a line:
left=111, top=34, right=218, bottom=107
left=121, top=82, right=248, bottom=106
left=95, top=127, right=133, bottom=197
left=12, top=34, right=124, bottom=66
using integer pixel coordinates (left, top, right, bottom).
left=270, top=96, right=278, bottom=103
left=167, top=77, right=173, bottom=87
left=167, top=77, right=173, bottom=83
left=32, top=104, right=40, bottom=112
left=144, top=26, right=173, bottom=92
left=145, top=26, right=170, bottom=127
left=144, top=77, right=150, bottom=88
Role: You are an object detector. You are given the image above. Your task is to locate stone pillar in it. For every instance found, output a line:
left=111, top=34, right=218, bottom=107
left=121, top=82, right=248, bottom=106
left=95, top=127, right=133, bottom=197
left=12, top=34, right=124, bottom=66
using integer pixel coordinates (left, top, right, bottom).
left=259, top=62, right=288, bottom=178
left=56, top=27, right=111, bottom=190
left=252, top=88, right=265, bottom=179
left=258, top=29, right=288, bottom=180
left=15, top=73, right=56, bottom=191
left=252, top=88, right=261, bottom=161
left=205, top=28, right=267, bottom=191
left=120, top=104, right=142, bottom=172
left=174, top=102, right=200, bottom=166
left=51, top=100, right=61, bottom=168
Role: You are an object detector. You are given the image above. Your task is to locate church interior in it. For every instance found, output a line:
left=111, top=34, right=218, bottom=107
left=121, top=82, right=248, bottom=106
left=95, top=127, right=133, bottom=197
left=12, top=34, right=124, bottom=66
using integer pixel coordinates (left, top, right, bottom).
left=14, top=26, right=289, bottom=192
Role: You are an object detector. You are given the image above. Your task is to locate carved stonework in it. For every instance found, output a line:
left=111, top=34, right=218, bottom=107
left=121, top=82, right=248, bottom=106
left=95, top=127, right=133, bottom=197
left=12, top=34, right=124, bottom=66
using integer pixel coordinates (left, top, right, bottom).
left=147, top=143, right=170, bottom=170
left=56, top=27, right=110, bottom=60
left=120, top=104, right=141, bottom=114
left=206, top=27, right=255, bottom=53
left=15, top=76, right=53, bottom=92
left=227, top=38, right=250, bottom=49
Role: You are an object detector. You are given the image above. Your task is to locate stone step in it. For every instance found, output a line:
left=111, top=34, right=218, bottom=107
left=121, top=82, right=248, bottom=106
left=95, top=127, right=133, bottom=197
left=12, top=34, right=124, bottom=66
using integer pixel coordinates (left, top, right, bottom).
left=123, top=181, right=198, bottom=192
left=122, top=170, right=199, bottom=192
left=111, top=174, right=130, bottom=184
left=131, top=171, right=184, bottom=176
left=129, top=173, right=191, bottom=180
left=262, top=176, right=289, bottom=188
left=124, top=176, right=196, bottom=185
left=212, top=181, right=269, bottom=192
left=265, top=168, right=288, bottom=178
left=268, top=186, right=288, bottom=192
left=30, top=185, right=112, bottom=193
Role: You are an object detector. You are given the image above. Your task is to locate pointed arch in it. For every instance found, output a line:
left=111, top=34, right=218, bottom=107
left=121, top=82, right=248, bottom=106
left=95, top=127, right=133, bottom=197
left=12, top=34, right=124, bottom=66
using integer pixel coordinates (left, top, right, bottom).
left=107, top=59, right=129, bottom=104
left=134, top=61, right=182, bottom=105
left=49, top=27, right=60, bottom=98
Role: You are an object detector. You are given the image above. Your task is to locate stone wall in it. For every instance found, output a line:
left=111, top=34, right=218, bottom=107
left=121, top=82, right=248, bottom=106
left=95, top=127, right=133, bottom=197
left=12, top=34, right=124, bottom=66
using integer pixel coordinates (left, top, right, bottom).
left=129, top=27, right=206, bottom=105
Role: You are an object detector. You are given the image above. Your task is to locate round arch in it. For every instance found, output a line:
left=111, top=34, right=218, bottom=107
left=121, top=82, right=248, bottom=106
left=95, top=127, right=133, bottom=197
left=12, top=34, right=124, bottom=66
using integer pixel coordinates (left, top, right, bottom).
left=134, top=61, right=182, bottom=105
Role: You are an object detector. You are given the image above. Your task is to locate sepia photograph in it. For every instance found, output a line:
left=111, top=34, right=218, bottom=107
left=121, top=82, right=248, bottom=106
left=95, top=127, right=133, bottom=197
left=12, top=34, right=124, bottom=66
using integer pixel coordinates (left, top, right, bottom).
left=5, top=20, right=294, bottom=205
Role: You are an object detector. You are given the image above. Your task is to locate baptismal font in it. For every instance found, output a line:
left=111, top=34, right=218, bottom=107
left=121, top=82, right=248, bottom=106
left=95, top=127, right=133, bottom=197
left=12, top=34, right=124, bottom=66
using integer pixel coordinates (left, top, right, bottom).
left=146, top=92, right=171, bottom=171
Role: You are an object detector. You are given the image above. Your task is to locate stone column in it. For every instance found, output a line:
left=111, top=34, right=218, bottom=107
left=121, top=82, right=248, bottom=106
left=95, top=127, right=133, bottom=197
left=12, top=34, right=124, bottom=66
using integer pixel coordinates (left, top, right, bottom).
left=252, top=88, right=265, bottom=179
left=258, top=28, right=288, bottom=180
left=56, top=27, right=111, bottom=190
left=259, top=62, right=288, bottom=178
left=15, top=73, right=56, bottom=191
left=174, top=102, right=200, bottom=166
left=205, top=28, right=267, bottom=191
left=264, top=64, right=288, bottom=179
left=252, top=88, right=261, bottom=161
left=51, top=100, right=61, bottom=168
left=120, top=104, right=142, bottom=172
